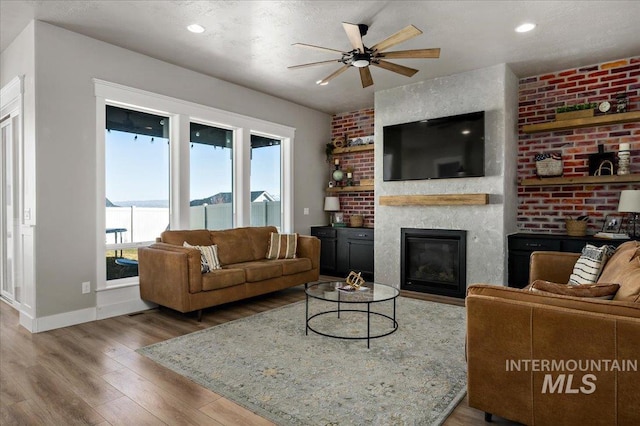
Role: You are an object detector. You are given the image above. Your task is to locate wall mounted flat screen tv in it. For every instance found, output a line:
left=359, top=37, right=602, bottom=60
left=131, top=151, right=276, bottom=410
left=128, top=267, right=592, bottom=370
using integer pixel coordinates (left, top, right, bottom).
left=383, top=111, right=485, bottom=181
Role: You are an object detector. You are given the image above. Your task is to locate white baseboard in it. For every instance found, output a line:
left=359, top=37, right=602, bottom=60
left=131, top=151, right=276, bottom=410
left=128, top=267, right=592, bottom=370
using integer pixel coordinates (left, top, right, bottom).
left=96, top=284, right=156, bottom=320
left=32, top=307, right=97, bottom=333
left=13, top=285, right=157, bottom=333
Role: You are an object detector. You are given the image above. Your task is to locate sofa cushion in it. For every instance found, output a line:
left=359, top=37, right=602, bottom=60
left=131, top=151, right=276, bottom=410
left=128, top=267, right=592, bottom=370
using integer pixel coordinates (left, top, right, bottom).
left=266, top=233, right=298, bottom=259
left=210, top=226, right=277, bottom=265
left=271, top=258, right=312, bottom=275
left=530, top=280, right=620, bottom=300
left=230, top=260, right=283, bottom=282
left=599, top=240, right=640, bottom=303
left=161, top=229, right=212, bottom=246
left=183, top=242, right=221, bottom=272
left=202, top=268, right=246, bottom=291
left=568, top=244, right=616, bottom=284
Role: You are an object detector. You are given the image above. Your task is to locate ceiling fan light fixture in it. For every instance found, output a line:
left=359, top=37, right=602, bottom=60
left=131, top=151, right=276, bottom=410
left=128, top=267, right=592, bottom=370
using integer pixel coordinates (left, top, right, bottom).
left=187, top=24, right=205, bottom=34
left=352, top=52, right=370, bottom=68
left=515, top=22, right=536, bottom=33
left=316, top=79, right=329, bottom=86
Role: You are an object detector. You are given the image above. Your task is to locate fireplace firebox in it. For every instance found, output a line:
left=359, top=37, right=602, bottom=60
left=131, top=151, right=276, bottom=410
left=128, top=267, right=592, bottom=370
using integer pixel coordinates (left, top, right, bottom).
left=401, top=228, right=467, bottom=299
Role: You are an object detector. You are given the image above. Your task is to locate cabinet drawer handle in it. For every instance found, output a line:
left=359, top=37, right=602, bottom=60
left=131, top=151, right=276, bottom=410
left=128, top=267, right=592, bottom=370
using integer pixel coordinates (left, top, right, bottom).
left=526, top=243, right=542, bottom=248
left=357, top=233, right=367, bottom=237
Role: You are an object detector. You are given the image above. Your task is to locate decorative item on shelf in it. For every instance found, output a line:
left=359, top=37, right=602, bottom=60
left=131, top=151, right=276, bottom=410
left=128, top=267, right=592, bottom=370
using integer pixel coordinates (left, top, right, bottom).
left=565, top=215, right=588, bottom=237
left=598, top=101, right=611, bottom=114
left=616, top=93, right=628, bottom=114
left=332, top=136, right=346, bottom=148
left=333, top=212, right=346, bottom=227
left=555, top=102, right=597, bottom=121
left=618, top=190, right=640, bottom=238
left=332, top=165, right=344, bottom=186
left=345, top=167, right=354, bottom=186
left=324, top=196, right=340, bottom=226
left=535, top=152, right=563, bottom=177
left=594, top=160, right=615, bottom=176
left=349, top=135, right=374, bottom=146
left=349, top=214, right=364, bottom=228
left=589, top=144, right=616, bottom=176
left=618, top=143, right=631, bottom=175
left=325, top=142, right=335, bottom=163
left=602, top=214, right=624, bottom=234
left=345, top=271, right=366, bottom=289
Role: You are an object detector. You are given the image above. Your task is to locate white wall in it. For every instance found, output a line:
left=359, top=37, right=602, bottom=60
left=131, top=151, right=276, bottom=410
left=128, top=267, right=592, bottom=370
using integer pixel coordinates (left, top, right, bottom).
left=374, top=64, right=518, bottom=289
left=0, top=22, right=37, bottom=325
left=2, top=20, right=330, bottom=322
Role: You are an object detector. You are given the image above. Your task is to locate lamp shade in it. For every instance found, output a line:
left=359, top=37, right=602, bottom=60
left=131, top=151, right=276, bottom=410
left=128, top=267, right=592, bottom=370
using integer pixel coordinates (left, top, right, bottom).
left=324, top=196, right=340, bottom=212
left=618, top=190, right=640, bottom=213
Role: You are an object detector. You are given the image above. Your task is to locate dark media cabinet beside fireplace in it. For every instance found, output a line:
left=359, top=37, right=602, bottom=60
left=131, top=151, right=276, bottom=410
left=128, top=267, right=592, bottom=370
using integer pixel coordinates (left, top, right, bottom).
left=311, top=226, right=374, bottom=280
left=507, top=233, right=633, bottom=288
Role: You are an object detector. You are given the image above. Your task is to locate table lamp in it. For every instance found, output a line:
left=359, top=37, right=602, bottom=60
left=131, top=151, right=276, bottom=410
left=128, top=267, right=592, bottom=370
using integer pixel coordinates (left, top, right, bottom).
left=618, top=190, right=640, bottom=238
left=324, top=196, right=340, bottom=226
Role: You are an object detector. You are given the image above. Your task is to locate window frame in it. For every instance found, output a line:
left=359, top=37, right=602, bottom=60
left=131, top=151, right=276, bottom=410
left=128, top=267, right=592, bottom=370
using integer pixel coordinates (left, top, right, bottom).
left=95, top=80, right=295, bottom=290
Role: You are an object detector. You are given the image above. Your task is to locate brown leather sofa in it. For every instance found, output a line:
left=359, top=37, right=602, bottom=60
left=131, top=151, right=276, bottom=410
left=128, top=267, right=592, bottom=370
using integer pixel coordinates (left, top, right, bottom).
left=138, top=226, right=320, bottom=319
left=466, top=240, right=640, bottom=425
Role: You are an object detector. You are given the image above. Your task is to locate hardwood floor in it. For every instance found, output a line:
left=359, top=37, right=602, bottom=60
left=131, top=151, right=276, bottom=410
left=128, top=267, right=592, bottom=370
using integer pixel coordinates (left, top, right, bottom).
left=1, top=282, right=518, bottom=425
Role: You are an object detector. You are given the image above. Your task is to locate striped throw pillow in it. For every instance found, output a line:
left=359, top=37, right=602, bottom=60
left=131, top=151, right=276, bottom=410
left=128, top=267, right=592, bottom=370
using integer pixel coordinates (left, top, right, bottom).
left=183, top=242, right=222, bottom=273
left=568, top=244, right=616, bottom=285
left=266, top=233, right=298, bottom=260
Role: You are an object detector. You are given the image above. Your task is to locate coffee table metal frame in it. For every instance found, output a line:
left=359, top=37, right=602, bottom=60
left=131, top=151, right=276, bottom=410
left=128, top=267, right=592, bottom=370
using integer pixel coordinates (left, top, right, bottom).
left=305, top=281, right=399, bottom=348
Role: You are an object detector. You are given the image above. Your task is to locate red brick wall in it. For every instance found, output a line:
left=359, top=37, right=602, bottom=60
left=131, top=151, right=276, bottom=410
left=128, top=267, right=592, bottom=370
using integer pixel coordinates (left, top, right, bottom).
left=330, top=108, right=375, bottom=227
left=518, top=57, right=640, bottom=235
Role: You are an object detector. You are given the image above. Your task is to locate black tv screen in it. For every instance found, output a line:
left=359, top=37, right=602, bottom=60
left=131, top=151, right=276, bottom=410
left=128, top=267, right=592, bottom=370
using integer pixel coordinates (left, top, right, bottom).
left=383, top=111, right=485, bottom=181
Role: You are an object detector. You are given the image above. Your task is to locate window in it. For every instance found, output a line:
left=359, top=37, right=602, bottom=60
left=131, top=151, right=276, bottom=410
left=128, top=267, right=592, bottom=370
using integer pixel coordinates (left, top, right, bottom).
left=189, top=122, right=234, bottom=230
left=250, top=134, right=281, bottom=229
left=105, top=106, right=169, bottom=281
left=95, top=79, right=295, bottom=290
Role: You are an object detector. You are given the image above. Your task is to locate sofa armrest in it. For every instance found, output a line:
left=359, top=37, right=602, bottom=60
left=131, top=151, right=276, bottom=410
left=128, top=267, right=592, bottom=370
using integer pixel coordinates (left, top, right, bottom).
left=529, top=251, right=580, bottom=284
left=139, top=242, right=203, bottom=306
left=297, top=235, right=320, bottom=270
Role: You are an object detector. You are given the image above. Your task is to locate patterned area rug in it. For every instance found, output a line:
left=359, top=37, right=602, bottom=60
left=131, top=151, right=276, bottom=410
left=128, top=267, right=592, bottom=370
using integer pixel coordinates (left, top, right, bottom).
left=138, top=297, right=467, bottom=425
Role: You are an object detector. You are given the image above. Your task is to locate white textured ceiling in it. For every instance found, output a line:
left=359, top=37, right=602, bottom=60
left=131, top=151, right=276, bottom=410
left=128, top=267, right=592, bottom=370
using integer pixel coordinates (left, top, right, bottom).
left=2, top=1, right=639, bottom=114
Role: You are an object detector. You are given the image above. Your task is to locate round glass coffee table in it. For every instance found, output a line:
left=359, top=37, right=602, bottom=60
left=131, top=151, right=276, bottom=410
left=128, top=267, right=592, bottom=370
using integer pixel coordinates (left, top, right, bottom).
left=305, top=281, right=399, bottom=348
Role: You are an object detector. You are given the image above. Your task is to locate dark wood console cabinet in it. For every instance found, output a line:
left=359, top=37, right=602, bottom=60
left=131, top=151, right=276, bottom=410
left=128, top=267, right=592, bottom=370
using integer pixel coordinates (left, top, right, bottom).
left=311, top=226, right=374, bottom=280
left=508, top=233, right=633, bottom=288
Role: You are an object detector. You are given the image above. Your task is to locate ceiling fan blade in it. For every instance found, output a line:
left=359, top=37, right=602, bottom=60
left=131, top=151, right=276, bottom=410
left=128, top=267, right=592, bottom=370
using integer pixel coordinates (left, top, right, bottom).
left=359, top=67, right=373, bottom=88
left=318, top=65, right=350, bottom=85
left=288, top=59, right=340, bottom=69
left=372, top=25, right=423, bottom=53
left=342, top=22, right=365, bottom=52
left=292, top=43, right=345, bottom=54
left=376, top=48, right=440, bottom=59
left=372, top=60, right=419, bottom=77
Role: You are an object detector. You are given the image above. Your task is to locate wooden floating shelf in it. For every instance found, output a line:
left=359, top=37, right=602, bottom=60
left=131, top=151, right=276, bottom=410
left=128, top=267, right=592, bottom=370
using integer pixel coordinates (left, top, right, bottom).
left=326, top=185, right=374, bottom=193
left=522, top=111, right=640, bottom=133
left=332, top=144, right=374, bottom=154
left=379, top=194, right=489, bottom=206
left=521, top=174, right=640, bottom=186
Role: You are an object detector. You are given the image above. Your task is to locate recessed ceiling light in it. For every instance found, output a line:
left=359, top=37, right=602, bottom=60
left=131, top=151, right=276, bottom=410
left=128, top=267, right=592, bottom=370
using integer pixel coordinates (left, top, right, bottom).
left=515, top=23, right=536, bottom=33
left=461, top=129, right=471, bottom=135
left=187, top=24, right=205, bottom=34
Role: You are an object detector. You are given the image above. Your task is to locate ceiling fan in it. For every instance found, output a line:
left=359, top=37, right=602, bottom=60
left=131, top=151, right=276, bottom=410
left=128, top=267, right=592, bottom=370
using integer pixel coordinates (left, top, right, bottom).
left=288, top=22, right=440, bottom=88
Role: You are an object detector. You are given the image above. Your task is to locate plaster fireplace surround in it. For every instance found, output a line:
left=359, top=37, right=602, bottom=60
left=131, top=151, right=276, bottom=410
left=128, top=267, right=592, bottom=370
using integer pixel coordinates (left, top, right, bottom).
left=374, top=64, right=519, bottom=292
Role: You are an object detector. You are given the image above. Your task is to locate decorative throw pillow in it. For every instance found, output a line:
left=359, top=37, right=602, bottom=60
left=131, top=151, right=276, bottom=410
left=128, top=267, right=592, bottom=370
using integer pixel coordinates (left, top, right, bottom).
left=568, top=244, right=616, bottom=285
left=183, top=242, right=221, bottom=273
left=530, top=280, right=620, bottom=300
left=266, top=233, right=298, bottom=260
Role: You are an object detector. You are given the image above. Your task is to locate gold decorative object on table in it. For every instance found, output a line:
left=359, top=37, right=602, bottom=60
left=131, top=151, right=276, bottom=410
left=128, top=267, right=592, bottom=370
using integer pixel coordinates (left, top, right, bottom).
left=345, top=271, right=365, bottom=289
